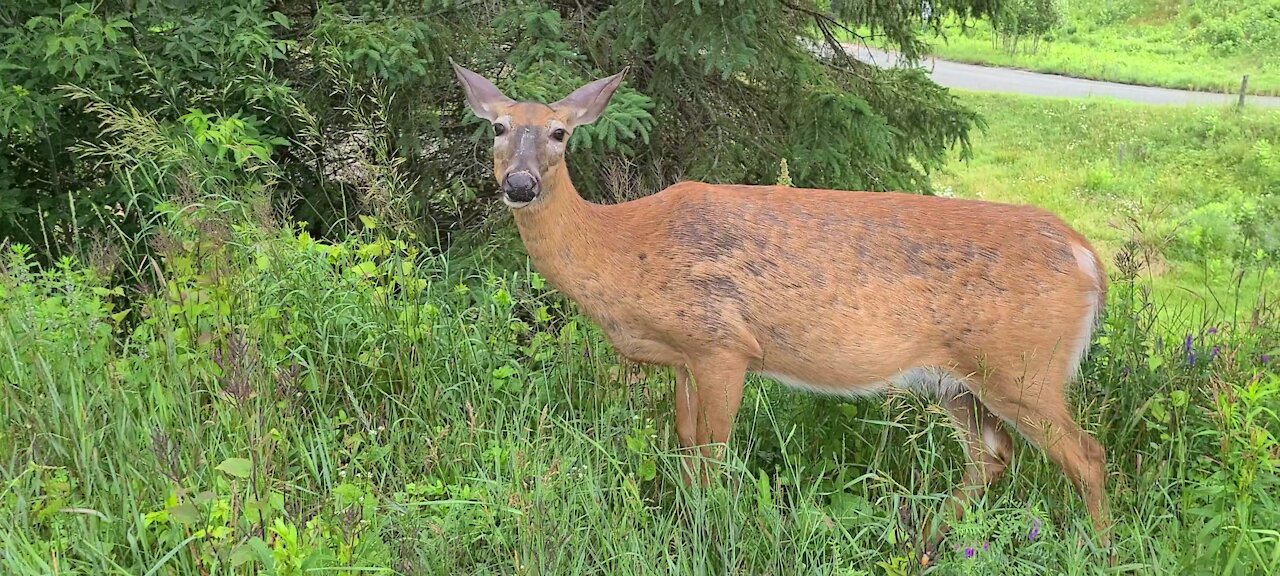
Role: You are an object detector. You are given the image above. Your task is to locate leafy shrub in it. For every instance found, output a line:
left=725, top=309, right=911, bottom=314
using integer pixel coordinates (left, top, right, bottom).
left=992, top=0, right=1064, bottom=54
left=2, top=203, right=1277, bottom=573
left=1, top=0, right=1001, bottom=264
left=1174, top=201, right=1246, bottom=260
left=1082, top=165, right=1115, bottom=193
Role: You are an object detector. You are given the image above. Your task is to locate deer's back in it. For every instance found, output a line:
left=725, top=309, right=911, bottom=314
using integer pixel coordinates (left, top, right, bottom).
left=598, top=182, right=1105, bottom=388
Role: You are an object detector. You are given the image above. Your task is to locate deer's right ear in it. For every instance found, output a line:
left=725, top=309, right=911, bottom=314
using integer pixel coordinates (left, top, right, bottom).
left=451, top=59, right=514, bottom=122
left=553, top=68, right=629, bottom=128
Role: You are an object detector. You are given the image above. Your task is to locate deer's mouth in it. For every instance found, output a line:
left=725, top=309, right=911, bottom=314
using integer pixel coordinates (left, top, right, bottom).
left=502, top=194, right=534, bottom=208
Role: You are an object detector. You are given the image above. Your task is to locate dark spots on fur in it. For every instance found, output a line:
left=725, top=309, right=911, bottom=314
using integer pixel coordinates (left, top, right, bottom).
left=881, top=213, right=906, bottom=232
left=661, top=274, right=748, bottom=342
left=927, top=300, right=950, bottom=326
left=960, top=241, right=1001, bottom=266
left=815, top=217, right=837, bottom=237
left=1035, top=221, right=1065, bottom=242
left=744, top=260, right=770, bottom=278
left=808, top=267, right=829, bottom=288
left=638, top=252, right=647, bottom=262
left=897, top=237, right=932, bottom=277
left=692, top=274, right=743, bottom=301
left=670, top=217, right=748, bottom=260
left=892, top=235, right=991, bottom=278
left=977, top=268, right=1010, bottom=294
left=762, top=324, right=802, bottom=354
left=679, top=306, right=735, bottom=340
left=855, top=240, right=872, bottom=265
left=931, top=251, right=959, bottom=273
left=947, top=326, right=983, bottom=363
left=947, top=326, right=983, bottom=354
left=764, top=325, right=788, bottom=342
left=1030, top=221, right=1076, bottom=274
left=1046, top=243, right=1074, bottom=274
left=757, top=210, right=786, bottom=228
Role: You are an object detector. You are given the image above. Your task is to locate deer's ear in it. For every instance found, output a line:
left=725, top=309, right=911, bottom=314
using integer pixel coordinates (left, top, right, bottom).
left=552, top=68, right=629, bottom=128
left=451, top=59, right=514, bottom=122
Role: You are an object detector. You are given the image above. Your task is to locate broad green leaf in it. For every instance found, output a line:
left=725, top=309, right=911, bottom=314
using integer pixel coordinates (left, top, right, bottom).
left=638, top=459, right=657, bottom=481
left=170, top=502, right=200, bottom=525
left=215, top=457, right=252, bottom=479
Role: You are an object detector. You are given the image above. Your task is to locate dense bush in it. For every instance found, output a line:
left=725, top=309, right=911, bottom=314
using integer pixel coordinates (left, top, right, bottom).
left=1, top=0, right=1004, bottom=263
left=990, top=0, right=1063, bottom=54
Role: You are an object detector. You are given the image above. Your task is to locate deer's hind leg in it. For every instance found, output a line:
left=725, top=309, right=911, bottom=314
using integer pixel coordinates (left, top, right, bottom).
left=976, top=363, right=1112, bottom=547
left=944, top=391, right=1015, bottom=517
left=922, top=391, right=1014, bottom=560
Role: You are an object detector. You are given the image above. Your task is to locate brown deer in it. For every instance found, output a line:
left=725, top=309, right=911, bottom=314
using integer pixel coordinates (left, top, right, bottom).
left=451, top=61, right=1112, bottom=560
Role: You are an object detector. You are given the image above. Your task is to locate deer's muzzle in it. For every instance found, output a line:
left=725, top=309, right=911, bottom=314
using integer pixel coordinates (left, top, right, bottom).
left=502, top=170, right=539, bottom=204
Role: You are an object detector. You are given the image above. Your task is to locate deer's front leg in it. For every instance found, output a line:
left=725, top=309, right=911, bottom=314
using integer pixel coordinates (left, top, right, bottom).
left=674, top=365, right=701, bottom=485
left=681, top=352, right=750, bottom=486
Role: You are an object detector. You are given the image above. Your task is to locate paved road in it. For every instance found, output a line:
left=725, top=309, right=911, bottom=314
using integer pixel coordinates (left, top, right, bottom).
left=842, top=44, right=1280, bottom=108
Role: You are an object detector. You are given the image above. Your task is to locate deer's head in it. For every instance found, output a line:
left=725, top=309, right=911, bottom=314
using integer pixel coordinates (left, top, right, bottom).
left=451, top=61, right=627, bottom=209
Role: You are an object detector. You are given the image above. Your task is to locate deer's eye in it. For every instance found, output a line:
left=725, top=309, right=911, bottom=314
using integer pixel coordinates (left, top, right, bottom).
left=550, top=128, right=567, bottom=142
left=493, top=123, right=508, bottom=136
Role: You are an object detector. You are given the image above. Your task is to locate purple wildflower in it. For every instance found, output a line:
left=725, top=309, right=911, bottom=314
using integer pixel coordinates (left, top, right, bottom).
left=1189, top=351, right=1196, bottom=367
left=1262, top=354, right=1271, bottom=364
left=983, top=542, right=990, bottom=552
left=1029, top=517, right=1042, bottom=541
left=1210, top=346, right=1220, bottom=362
left=964, top=547, right=976, bottom=559
left=1208, top=326, right=1218, bottom=335
left=1184, top=334, right=1193, bottom=354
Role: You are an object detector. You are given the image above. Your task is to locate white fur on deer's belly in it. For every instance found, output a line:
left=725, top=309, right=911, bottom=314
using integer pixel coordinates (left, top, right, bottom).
left=760, top=366, right=968, bottom=399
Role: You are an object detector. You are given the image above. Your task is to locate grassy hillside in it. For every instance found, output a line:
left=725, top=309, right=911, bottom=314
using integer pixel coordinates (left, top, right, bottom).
left=903, top=0, right=1280, bottom=96
left=2, top=93, right=1278, bottom=575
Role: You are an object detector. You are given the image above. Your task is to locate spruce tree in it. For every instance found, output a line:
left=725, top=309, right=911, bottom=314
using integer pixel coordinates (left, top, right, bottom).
left=1, top=0, right=1003, bottom=251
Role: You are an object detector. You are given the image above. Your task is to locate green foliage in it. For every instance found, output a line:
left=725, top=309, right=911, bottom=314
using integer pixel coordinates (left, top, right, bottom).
left=3, top=1, right=1279, bottom=572
left=776, top=158, right=794, bottom=187
left=2, top=0, right=1002, bottom=264
left=898, top=0, right=1280, bottom=95
left=1, top=189, right=1277, bottom=573
left=0, top=90, right=1276, bottom=573
left=991, top=0, right=1063, bottom=54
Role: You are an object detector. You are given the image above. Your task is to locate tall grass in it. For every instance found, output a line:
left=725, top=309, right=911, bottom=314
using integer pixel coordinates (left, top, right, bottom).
left=1, top=208, right=1277, bottom=574
left=1, top=89, right=1278, bottom=575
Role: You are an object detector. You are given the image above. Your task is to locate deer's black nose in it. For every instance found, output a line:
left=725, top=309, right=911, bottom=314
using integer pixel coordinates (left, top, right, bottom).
left=502, top=171, right=539, bottom=203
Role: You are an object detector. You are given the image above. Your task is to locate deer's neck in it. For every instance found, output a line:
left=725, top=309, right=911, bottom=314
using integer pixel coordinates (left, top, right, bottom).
left=511, top=166, right=617, bottom=297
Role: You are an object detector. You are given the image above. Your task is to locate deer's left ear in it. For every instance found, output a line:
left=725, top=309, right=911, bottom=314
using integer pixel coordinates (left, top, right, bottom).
left=552, top=68, right=629, bottom=128
left=451, top=59, right=514, bottom=122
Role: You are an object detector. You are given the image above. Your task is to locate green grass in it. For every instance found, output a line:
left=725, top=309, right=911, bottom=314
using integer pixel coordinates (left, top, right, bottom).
left=937, top=92, right=1280, bottom=328
left=2, top=215, right=1277, bottom=575
left=852, top=0, right=1280, bottom=96
left=917, top=23, right=1280, bottom=97
left=2, top=93, right=1279, bottom=574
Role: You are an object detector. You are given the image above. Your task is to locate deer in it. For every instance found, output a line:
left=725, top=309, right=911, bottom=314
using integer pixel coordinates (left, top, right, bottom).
left=450, top=61, right=1113, bottom=562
